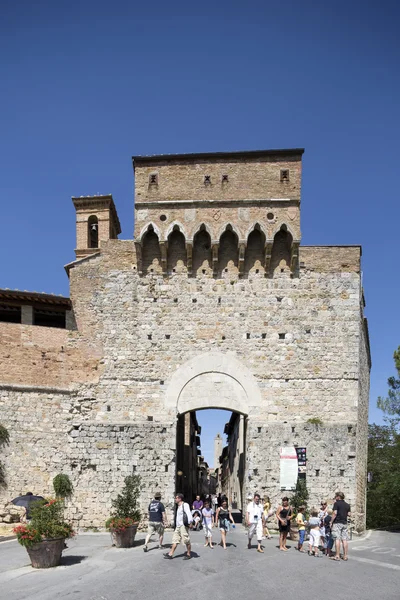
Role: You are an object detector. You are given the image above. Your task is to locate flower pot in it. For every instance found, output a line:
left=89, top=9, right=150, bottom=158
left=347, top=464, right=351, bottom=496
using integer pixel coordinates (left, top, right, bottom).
left=289, top=525, right=299, bottom=541
left=26, top=538, right=65, bottom=568
left=111, top=524, right=138, bottom=548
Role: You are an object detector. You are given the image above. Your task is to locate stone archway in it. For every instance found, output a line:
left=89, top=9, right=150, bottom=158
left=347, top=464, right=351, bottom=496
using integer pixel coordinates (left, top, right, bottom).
left=165, top=352, right=262, bottom=508
left=165, top=351, right=262, bottom=416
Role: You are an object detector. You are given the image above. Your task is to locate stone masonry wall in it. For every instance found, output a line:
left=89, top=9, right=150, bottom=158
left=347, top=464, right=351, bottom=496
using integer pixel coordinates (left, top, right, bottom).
left=0, top=237, right=368, bottom=529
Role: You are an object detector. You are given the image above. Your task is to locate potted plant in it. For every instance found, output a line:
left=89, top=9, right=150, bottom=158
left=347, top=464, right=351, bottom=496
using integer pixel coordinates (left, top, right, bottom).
left=13, top=498, right=75, bottom=568
left=289, top=478, right=309, bottom=541
left=106, top=475, right=141, bottom=548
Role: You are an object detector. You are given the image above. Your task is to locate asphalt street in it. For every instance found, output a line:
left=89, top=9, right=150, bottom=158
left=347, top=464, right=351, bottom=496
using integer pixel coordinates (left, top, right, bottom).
left=0, top=528, right=399, bottom=600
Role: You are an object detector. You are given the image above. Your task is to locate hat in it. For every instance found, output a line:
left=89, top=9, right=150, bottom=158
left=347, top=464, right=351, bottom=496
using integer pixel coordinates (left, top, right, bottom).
left=154, top=491, right=162, bottom=499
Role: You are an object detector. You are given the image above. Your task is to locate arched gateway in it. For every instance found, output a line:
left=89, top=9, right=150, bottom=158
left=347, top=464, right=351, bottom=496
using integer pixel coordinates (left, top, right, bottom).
left=166, top=352, right=262, bottom=509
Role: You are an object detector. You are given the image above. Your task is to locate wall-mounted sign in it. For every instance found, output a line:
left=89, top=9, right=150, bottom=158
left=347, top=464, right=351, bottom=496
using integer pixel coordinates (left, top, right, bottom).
left=280, top=446, right=298, bottom=490
left=296, top=447, right=307, bottom=467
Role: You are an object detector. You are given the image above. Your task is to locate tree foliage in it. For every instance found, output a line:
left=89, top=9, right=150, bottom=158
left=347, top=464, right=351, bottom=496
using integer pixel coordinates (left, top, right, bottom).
left=290, top=477, right=309, bottom=517
left=110, top=475, right=141, bottom=521
left=367, top=347, right=400, bottom=528
left=367, top=424, right=400, bottom=528
left=377, top=346, right=400, bottom=428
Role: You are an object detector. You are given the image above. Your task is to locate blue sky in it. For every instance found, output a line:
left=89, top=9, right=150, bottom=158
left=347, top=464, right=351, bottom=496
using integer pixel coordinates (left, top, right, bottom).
left=1, top=1, right=399, bottom=466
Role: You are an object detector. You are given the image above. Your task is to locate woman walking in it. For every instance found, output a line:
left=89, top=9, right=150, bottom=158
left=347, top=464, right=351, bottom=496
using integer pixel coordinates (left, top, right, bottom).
left=216, top=498, right=235, bottom=549
left=276, top=497, right=293, bottom=551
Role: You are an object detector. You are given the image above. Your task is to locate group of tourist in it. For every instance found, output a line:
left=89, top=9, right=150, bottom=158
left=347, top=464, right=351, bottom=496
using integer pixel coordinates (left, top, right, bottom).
left=143, top=490, right=351, bottom=562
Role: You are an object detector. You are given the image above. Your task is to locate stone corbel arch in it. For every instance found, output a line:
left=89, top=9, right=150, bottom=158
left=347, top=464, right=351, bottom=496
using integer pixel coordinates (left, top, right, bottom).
left=192, top=222, right=214, bottom=242
left=271, top=221, right=296, bottom=240
left=217, top=223, right=244, bottom=244
left=165, top=351, right=262, bottom=416
left=165, top=221, right=187, bottom=242
left=245, top=222, right=268, bottom=242
left=137, top=222, right=162, bottom=243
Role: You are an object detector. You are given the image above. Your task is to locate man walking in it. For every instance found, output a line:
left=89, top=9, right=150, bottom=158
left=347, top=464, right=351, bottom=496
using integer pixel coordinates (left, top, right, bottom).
left=164, top=493, right=193, bottom=560
left=330, top=491, right=351, bottom=561
left=143, top=491, right=167, bottom=552
left=246, top=493, right=264, bottom=553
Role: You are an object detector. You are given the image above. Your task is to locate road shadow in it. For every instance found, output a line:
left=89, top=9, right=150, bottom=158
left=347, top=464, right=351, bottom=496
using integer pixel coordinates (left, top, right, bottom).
left=60, top=555, right=87, bottom=566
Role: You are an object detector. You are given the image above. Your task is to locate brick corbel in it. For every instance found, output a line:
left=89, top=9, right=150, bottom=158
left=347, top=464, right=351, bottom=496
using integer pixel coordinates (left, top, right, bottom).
left=290, top=241, right=300, bottom=276
left=212, top=243, right=219, bottom=277
left=238, top=242, right=246, bottom=277
left=264, top=242, right=273, bottom=276
left=160, top=241, right=168, bottom=275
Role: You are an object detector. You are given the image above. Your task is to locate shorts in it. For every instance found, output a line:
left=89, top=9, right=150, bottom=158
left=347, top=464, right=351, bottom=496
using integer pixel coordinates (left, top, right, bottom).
left=147, top=522, right=164, bottom=536
left=248, top=520, right=263, bottom=541
left=172, top=525, right=190, bottom=546
left=309, top=529, right=321, bottom=548
left=204, top=523, right=213, bottom=538
left=332, top=523, right=349, bottom=541
left=298, top=529, right=306, bottom=544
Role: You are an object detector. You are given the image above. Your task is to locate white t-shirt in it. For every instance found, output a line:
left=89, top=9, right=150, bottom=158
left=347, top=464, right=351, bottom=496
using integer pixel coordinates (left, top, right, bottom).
left=176, top=502, right=192, bottom=527
left=247, top=501, right=263, bottom=524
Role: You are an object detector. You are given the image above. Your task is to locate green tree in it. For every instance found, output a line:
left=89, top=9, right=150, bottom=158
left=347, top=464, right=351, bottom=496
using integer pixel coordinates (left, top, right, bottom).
left=290, top=477, right=309, bottom=516
left=367, top=347, right=400, bottom=528
left=377, top=346, right=400, bottom=429
left=367, top=424, right=400, bottom=528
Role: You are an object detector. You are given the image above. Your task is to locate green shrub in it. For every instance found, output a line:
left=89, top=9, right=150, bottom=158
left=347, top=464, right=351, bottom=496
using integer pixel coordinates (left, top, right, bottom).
left=13, top=498, right=75, bottom=548
left=307, top=417, right=323, bottom=426
left=53, top=474, right=73, bottom=497
left=106, top=475, right=141, bottom=527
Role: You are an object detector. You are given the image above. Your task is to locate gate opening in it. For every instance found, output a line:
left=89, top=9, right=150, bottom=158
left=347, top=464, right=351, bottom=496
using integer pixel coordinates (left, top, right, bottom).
left=175, top=408, right=246, bottom=516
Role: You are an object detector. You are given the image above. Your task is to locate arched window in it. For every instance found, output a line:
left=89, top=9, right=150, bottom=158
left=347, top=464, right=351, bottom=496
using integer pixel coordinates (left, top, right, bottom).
left=218, top=225, right=239, bottom=277
left=244, top=224, right=265, bottom=276
left=167, top=226, right=187, bottom=274
left=193, top=225, right=212, bottom=276
left=88, top=215, right=99, bottom=248
left=270, top=225, right=293, bottom=276
left=142, top=225, right=162, bottom=274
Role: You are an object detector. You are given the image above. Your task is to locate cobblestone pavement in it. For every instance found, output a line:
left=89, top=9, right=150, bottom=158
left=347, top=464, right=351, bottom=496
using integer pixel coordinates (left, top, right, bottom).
left=0, top=528, right=399, bottom=600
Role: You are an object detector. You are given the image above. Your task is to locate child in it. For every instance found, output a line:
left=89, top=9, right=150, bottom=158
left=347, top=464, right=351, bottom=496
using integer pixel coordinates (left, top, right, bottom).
left=296, top=505, right=307, bottom=552
left=201, top=500, right=214, bottom=548
left=308, top=509, right=321, bottom=557
left=324, top=508, right=334, bottom=556
left=192, top=510, right=202, bottom=531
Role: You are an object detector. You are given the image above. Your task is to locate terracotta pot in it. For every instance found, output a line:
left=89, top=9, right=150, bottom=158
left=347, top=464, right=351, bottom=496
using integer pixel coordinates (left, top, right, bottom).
left=111, top=524, right=138, bottom=548
left=26, top=538, right=65, bottom=568
left=289, top=525, right=299, bottom=541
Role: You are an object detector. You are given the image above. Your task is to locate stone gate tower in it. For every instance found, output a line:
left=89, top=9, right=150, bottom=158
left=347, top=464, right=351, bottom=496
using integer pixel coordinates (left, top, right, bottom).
left=0, top=149, right=370, bottom=532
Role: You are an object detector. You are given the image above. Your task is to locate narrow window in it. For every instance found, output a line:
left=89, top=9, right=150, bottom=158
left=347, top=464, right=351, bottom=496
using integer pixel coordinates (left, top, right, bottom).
left=279, top=333, right=286, bottom=340
left=204, top=175, right=211, bottom=185
left=222, top=174, right=228, bottom=183
left=149, top=173, right=158, bottom=185
left=280, top=169, right=289, bottom=182
left=88, top=215, right=99, bottom=248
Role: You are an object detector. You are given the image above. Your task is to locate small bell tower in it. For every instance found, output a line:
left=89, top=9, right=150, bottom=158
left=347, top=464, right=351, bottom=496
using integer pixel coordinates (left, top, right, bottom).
left=72, top=195, right=121, bottom=259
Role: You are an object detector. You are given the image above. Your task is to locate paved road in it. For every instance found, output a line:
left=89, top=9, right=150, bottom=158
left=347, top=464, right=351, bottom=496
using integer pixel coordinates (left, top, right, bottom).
left=0, top=528, right=399, bottom=600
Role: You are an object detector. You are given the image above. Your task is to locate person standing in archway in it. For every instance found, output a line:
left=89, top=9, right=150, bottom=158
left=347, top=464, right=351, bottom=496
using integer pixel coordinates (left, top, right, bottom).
left=216, top=498, right=235, bottom=549
left=246, top=493, right=264, bottom=553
